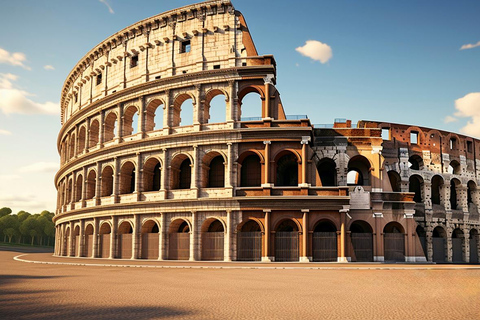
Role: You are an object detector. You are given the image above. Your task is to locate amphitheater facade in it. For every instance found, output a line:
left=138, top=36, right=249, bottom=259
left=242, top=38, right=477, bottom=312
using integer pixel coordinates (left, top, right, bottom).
left=54, top=0, right=480, bottom=263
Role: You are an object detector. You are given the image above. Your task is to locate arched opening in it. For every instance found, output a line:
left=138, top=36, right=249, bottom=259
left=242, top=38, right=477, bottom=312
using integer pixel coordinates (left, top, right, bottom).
left=99, top=223, right=111, bottom=258
left=168, top=219, right=190, bottom=260
left=119, top=161, right=136, bottom=194
left=101, top=166, right=114, bottom=197
left=468, top=181, right=476, bottom=205
left=73, top=226, right=80, bottom=257
left=240, top=153, right=261, bottom=187
left=141, top=220, right=159, bottom=259
left=201, top=219, right=225, bottom=261
left=145, top=99, right=164, bottom=132
left=205, top=91, right=226, bottom=124
left=347, top=156, right=371, bottom=186
left=317, top=158, right=337, bottom=186
left=408, top=155, right=424, bottom=170
left=206, top=155, right=225, bottom=188
left=75, top=174, right=83, bottom=202
left=77, top=126, right=86, bottom=154
left=409, top=175, right=423, bottom=203
left=143, top=158, right=161, bottom=192
left=237, top=220, right=262, bottom=261
left=117, top=221, right=133, bottom=259
left=275, top=219, right=299, bottom=262
left=383, top=222, right=405, bottom=262
left=387, top=170, right=401, bottom=192
left=69, top=133, right=76, bottom=159
left=173, top=94, right=194, bottom=127
left=104, top=112, right=117, bottom=142
left=448, top=160, right=461, bottom=175
left=349, top=220, right=373, bottom=262
left=171, top=155, right=192, bottom=190
left=470, top=229, right=479, bottom=263
left=123, top=105, right=139, bottom=136
left=64, top=227, right=70, bottom=256
left=89, top=119, right=99, bottom=148
left=416, top=226, right=427, bottom=258
left=275, top=152, right=298, bottom=187
left=452, top=228, right=465, bottom=263
left=239, top=90, right=262, bottom=121
left=312, top=220, right=337, bottom=262
left=84, top=224, right=94, bottom=258
left=66, top=179, right=73, bottom=205
left=431, top=175, right=444, bottom=206
left=432, top=226, right=447, bottom=262
left=450, top=179, right=461, bottom=210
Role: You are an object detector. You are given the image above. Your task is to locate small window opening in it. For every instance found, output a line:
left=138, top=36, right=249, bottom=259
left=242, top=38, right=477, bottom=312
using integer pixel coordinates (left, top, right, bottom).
left=155, top=75, right=161, bottom=80
left=180, top=40, right=191, bottom=53
left=112, top=90, right=116, bottom=93
left=74, top=93, right=78, bottom=103
left=96, top=73, right=102, bottom=86
left=381, top=128, right=390, bottom=140
left=242, top=62, right=247, bottom=66
left=450, top=138, right=457, bottom=150
left=410, top=131, right=418, bottom=144
left=182, top=70, right=187, bottom=74
left=467, top=141, right=473, bottom=153
left=213, top=65, right=220, bottom=70
left=131, top=55, right=138, bottom=68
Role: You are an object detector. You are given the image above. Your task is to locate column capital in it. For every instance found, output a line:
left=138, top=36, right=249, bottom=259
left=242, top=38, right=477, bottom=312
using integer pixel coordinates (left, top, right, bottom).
left=263, top=140, right=271, bottom=145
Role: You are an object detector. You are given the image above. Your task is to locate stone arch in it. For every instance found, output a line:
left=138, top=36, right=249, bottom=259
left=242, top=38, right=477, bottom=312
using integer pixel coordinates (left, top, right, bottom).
left=74, top=174, right=83, bottom=202
left=312, top=219, right=338, bottom=262
left=452, top=228, right=465, bottom=262
left=141, top=219, right=160, bottom=234
left=406, top=126, right=424, bottom=145
left=238, top=150, right=263, bottom=187
left=123, top=105, right=139, bottom=136
left=119, top=161, right=136, bottom=194
left=89, top=119, right=99, bottom=148
left=470, top=229, right=479, bottom=263
left=274, top=150, right=301, bottom=187
left=387, top=170, right=401, bottom=192
left=383, top=222, right=406, bottom=262
left=101, top=165, right=114, bottom=197
left=274, top=218, right=302, bottom=233
left=104, top=111, right=118, bottom=142
left=168, top=218, right=191, bottom=260
left=66, top=178, right=73, bottom=204
left=73, top=225, right=80, bottom=257
left=204, top=88, right=228, bottom=124
left=237, top=219, right=263, bottom=261
left=117, top=220, right=133, bottom=259
left=202, top=151, right=226, bottom=188
left=432, top=225, right=447, bottom=262
left=448, top=160, right=461, bottom=175
left=347, top=155, right=372, bottom=186
left=68, top=132, right=76, bottom=159
left=172, top=93, right=195, bottom=127
left=200, top=218, right=226, bottom=261
left=238, top=86, right=265, bottom=120
left=431, top=175, right=444, bottom=206
left=317, top=158, right=337, bottom=187
left=145, top=98, right=165, bottom=132
left=409, top=174, right=424, bottom=203
left=274, top=218, right=301, bottom=262
left=408, top=154, right=424, bottom=170
left=143, top=157, right=162, bottom=192
left=141, top=219, right=160, bottom=259
left=64, top=226, right=71, bottom=256
left=77, top=125, right=86, bottom=154
left=99, top=221, right=111, bottom=258
left=450, top=178, right=462, bottom=210
left=85, top=169, right=96, bottom=200
left=467, top=180, right=477, bottom=211
left=237, top=218, right=264, bottom=233
left=170, top=153, right=193, bottom=190
left=349, top=220, right=374, bottom=262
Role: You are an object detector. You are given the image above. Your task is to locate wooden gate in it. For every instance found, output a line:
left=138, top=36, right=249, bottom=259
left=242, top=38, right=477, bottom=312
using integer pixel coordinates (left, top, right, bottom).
left=118, top=234, right=132, bottom=259
left=312, top=232, right=337, bottom=262
left=470, top=238, right=478, bottom=263
left=452, top=238, right=463, bottom=262
left=202, top=232, right=224, bottom=261
left=384, top=233, right=405, bottom=262
left=86, top=235, right=93, bottom=257
left=432, top=237, right=446, bottom=262
left=141, top=233, right=159, bottom=259
left=275, top=231, right=299, bottom=262
left=100, top=234, right=110, bottom=258
left=169, top=233, right=190, bottom=260
left=237, top=232, right=262, bottom=261
left=351, top=233, right=373, bottom=262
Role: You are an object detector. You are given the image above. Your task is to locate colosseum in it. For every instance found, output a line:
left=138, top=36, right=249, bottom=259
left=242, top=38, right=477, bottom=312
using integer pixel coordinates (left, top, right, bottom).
left=54, top=0, right=479, bottom=263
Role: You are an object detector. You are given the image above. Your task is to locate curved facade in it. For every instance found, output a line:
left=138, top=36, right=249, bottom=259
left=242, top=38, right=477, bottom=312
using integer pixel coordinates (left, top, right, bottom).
left=54, top=0, right=479, bottom=263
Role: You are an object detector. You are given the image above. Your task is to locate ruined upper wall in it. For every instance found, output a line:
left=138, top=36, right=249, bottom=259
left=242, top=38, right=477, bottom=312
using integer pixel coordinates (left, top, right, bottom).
left=60, top=0, right=261, bottom=124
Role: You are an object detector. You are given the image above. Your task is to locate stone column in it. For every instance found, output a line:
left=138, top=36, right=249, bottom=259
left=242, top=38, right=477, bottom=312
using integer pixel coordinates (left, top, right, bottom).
left=464, top=230, right=470, bottom=263
left=426, top=230, right=433, bottom=262
left=79, top=219, right=85, bottom=257
left=132, top=214, right=140, bottom=259
left=159, top=213, right=166, bottom=260
left=138, top=96, right=146, bottom=137
left=300, top=209, right=309, bottom=262
left=84, top=118, right=90, bottom=153
left=110, top=216, right=118, bottom=259
left=191, top=145, right=199, bottom=197
left=262, top=141, right=271, bottom=187
left=113, top=157, right=120, bottom=203
left=300, top=137, right=310, bottom=187
left=69, top=221, right=74, bottom=257
left=163, top=90, right=171, bottom=135
left=226, top=80, right=235, bottom=126
left=93, top=217, right=99, bottom=258
left=225, top=143, right=233, bottom=191
left=82, top=166, right=87, bottom=208
left=160, top=148, right=168, bottom=199
left=262, top=209, right=272, bottom=262
left=225, top=210, right=232, bottom=261
left=373, top=212, right=384, bottom=262
left=193, top=84, right=202, bottom=131
left=116, top=103, right=123, bottom=142
left=98, top=110, right=105, bottom=147
left=95, top=162, right=102, bottom=206
left=404, top=210, right=415, bottom=262
left=190, top=211, right=197, bottom=261
left=135, top=152, right=142, bottom=201
left=338, top=208, right=349, bottom=262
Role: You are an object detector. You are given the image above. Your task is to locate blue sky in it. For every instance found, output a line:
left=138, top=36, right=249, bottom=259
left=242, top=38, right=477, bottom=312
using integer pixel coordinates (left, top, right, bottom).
left=0, top=0, right=479, bottom=213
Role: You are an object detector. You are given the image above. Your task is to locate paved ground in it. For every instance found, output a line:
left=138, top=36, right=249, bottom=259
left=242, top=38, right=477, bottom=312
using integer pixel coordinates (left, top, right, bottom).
left=1, top=246, right=480, bottom=319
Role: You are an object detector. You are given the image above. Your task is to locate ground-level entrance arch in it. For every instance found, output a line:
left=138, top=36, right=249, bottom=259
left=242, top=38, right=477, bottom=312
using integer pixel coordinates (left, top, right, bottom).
left=312, top=220, right=337, bottom=262
left=274, top=219, right=299, bottom=262
left=383, top=222, right=405, bottom=262
left=350, top=220, right=373, bottom=262
left=168, top=220, right=190, bottom=260
left=237, top=220, right=262, bottom=261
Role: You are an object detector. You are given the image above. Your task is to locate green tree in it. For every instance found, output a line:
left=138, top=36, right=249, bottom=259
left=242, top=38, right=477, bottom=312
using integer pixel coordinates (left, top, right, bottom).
left=0, top=215, right=19, bottom=243
left=20, top=216, right=38, bottom=246
left=4, top=228, right=18, bottom=243
left=0, top=207, right=12, bottom=218
left=44, top=220, right=55, bottom=246
left=17, top=211, right=31, bottom=223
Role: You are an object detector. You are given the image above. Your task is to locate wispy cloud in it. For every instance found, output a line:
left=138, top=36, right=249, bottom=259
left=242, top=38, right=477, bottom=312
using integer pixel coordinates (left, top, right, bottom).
left=0, top=129, right=12, bottom=135
left=0, top=193, right=53, bottom=212
left=43, top=65, right=55, bottom=70
left=295, top=40, right=332, bottom=64
left=0, top=174, right=20, bottom=181
left=18, top=162, right=59, bottom=173
left=0, top=47, right=31, bottom=70
left=460, top=41, right=480, bottom=50
left=448, top=92, right=480, bottom=138
left=99, top=0, right=114, bottom=14
left=444, top=115, right=457, bottom=123
left=0, top=73, right=59, bottom=115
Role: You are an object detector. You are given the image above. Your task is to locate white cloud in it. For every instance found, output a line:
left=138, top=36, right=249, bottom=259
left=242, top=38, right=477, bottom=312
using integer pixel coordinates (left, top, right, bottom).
left=451, top=92, right=480, bottom=137
left=295, top=40, right=332, bottom=64
left=43, top=65, right=55, bottom=70
left=460, top=41, right=480, bottom=50
left=0, top=174, right=20, bottom=181
left=444, top=115, right=457, bottom=123
left=18, top=162, right=59, bottom=173
left=0, top=73, right=59, bottom=115
left=0, top=194, right=54, bottom=212
left=99, top=0, right=114, bottom=14
left=0, top=129, right=12, bottom=135
left=0, top=47, right=31, bottom=70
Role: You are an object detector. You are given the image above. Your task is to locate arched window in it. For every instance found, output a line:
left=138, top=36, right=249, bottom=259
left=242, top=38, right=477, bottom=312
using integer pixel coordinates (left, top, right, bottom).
left=145, top=99, right=164, bottom=132
left=75, top=174, right=83, bottom=202
left=89, top=119, right=99, bottom=148
left=101, top=166, right=114, bottom=197
left=239, top=91, right=262, bottom=121
left=173, top=94, right=194, bottom=127
left=119, top=162, right=136, bottom=194
left=143, top=158, right=161, bottom=192
left=387, top=170, right=401, bottom=192
left=317, top=158, right=336, bottom=186
left=347, top=156, right=371, bottom=186
left=207, top=155, right=225, bottom=188
left=66, top=179, right=73, bottom=204
left=123, top=106, right=139, bottom=136
left=450, top=178, right=461, bottom=210
left=69, top=133, right=76, bottom=159
left=408, top=155, right=424, bottom=170
left=205, top=90, right=226, bottom=124
left=448, top=160, right=461, bottom=175
left=104, top=112, right=117, bottom=142
left=85, top=170, right=96, bottom=200
left=409, top=175, right=423, bottom=203
left=431, top=175, right=444, bottom=205
left=179, top=159, right=191, bottom=189
left=275, top=152, right=298, bottom=187
left=240, top=154, right=261, bottom=187
left=77, top=126, right=86, bottom=154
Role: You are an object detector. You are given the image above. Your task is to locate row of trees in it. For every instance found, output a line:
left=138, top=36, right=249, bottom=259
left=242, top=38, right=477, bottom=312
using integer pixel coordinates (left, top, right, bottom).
left=0, top=207, right=55, bottom=247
